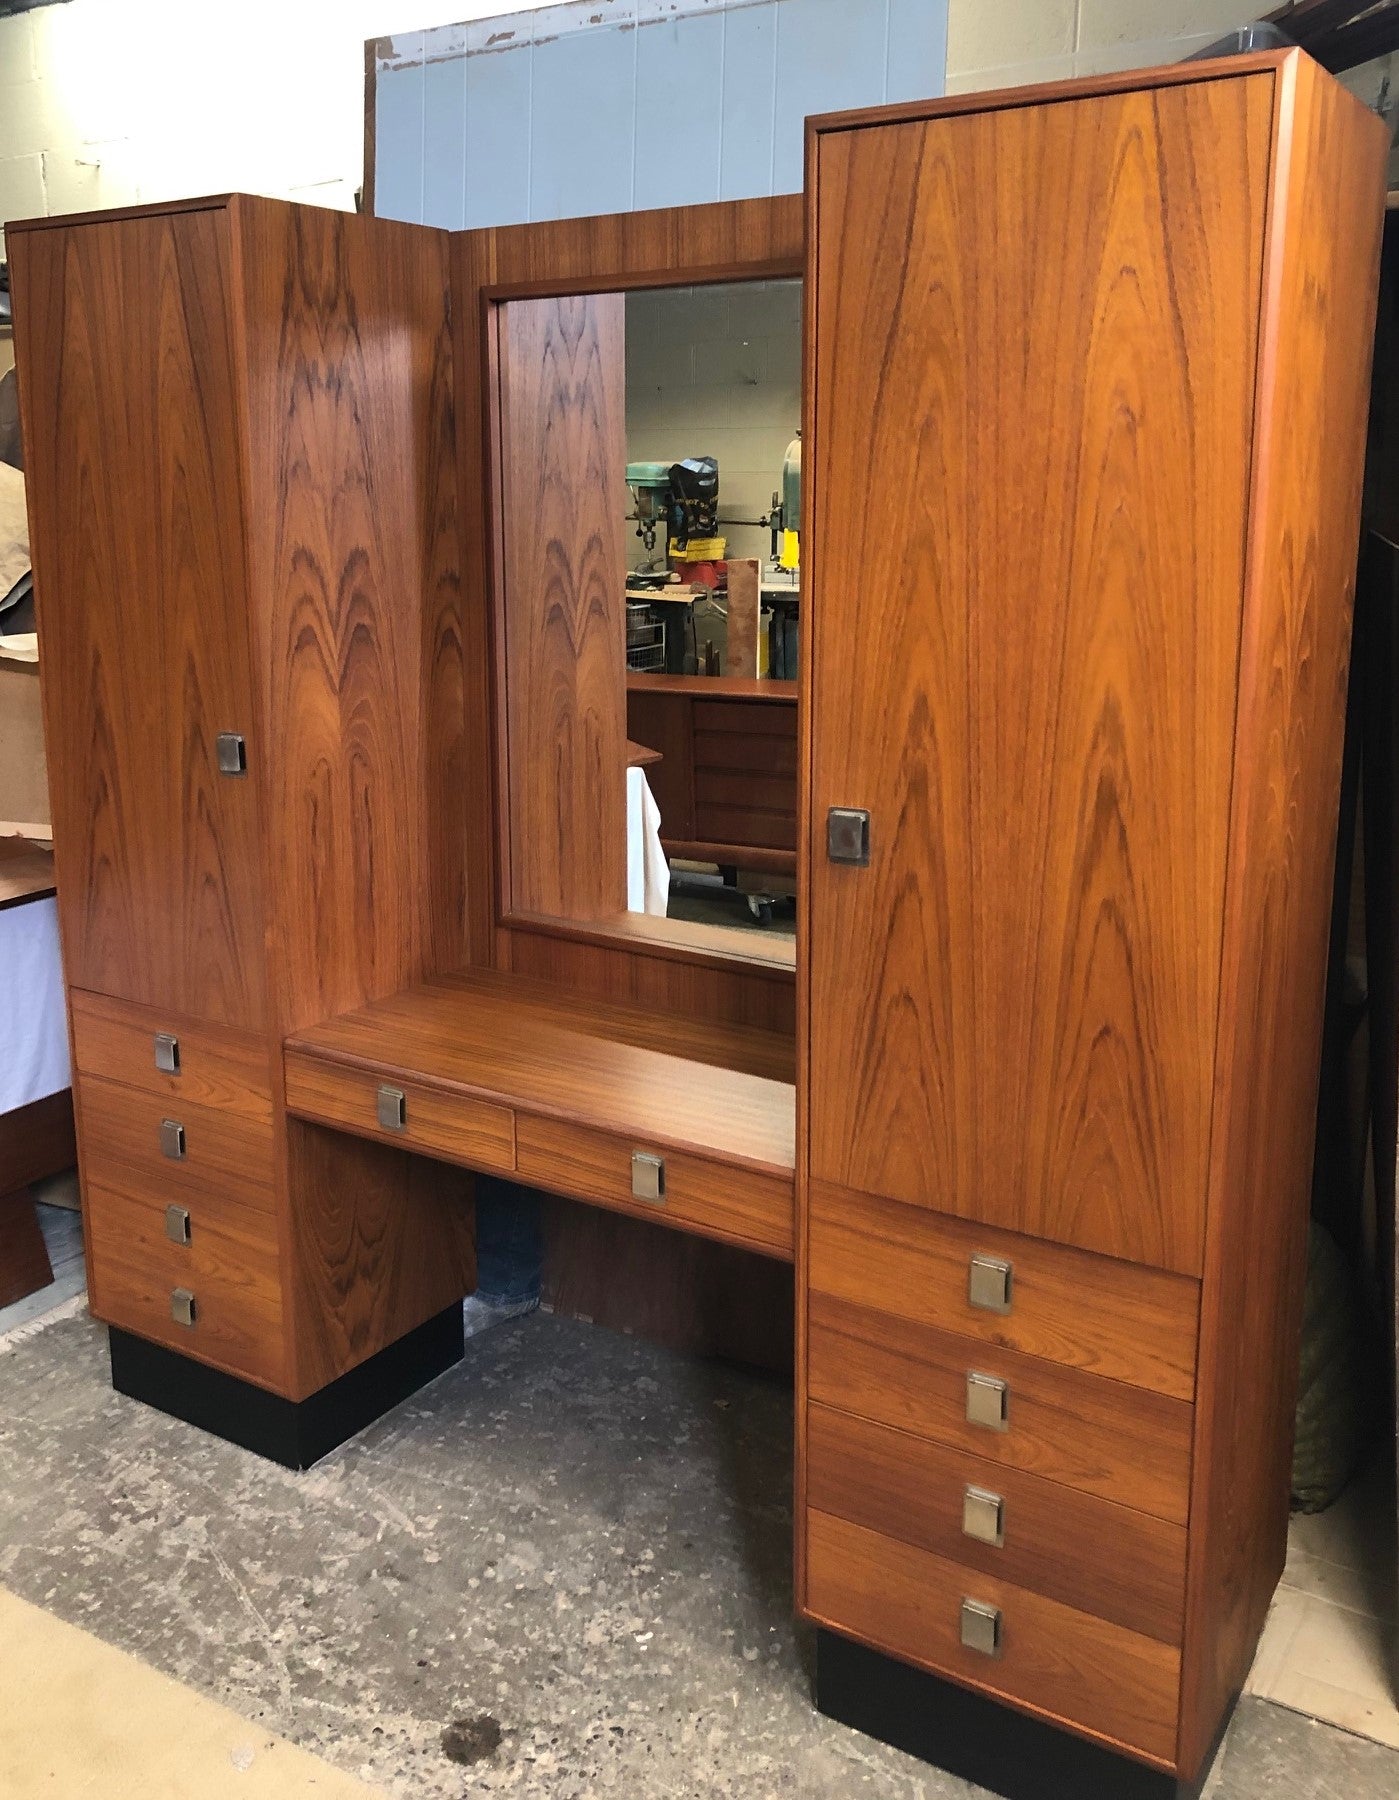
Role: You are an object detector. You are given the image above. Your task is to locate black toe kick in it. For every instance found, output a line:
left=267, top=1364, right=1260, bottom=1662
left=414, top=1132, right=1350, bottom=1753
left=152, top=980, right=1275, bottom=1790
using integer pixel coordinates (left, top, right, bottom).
left=815, top=1631, right=1220, bottom=1800
left=108, top=1306, right=465, bottom=1470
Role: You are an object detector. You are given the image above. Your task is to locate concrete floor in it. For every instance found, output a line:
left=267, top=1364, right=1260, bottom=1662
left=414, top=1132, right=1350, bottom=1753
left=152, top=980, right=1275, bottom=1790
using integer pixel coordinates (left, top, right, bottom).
left=1, top=1305, right=1397, bottom=1799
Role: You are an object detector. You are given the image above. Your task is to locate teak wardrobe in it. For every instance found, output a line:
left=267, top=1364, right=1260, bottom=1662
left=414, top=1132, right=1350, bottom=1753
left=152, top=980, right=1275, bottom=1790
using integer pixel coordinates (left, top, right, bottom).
left=9, top=47, right=1387, bottom=1800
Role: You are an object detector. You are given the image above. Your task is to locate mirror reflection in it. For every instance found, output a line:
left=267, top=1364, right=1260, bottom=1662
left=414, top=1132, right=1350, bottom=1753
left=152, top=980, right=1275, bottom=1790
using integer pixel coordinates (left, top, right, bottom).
left=623, top=279, right=801, bottom=937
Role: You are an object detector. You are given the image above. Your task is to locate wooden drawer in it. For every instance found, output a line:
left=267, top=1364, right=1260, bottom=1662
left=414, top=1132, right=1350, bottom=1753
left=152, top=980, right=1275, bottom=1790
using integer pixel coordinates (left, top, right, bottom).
left=78, top=1073, right=276, bottom=1215
left=283, top=1052, right=517, bottom=1175
left=806, top=1510, right=1181, bottom=1766
left=808, top=1291, right=1192, bottom=1524
left=810, top=1182, right=1198, bottom=1401
left=85, top=1181, right=284, bottom=1391
left=807, top=1402, right=1186, bottom=1644
left=516, top=1115, right=794, bottom=1260
left=70, top=989, right=272, bottom=1124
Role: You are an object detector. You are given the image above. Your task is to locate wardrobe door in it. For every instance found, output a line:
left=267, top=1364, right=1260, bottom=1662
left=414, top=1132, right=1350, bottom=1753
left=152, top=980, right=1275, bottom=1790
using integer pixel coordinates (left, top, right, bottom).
left=804, top=77, right=1273, bottom=1276
left=14, top=207, right=267, bottom=1029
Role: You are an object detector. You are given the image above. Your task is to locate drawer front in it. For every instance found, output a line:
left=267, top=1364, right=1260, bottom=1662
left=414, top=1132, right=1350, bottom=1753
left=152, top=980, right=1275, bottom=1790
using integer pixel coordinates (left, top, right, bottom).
left=810, top=1182, right=1198, bottom=1401
left=516, top=1115, right=794, bottom=1260
left=86, top=1181, right=284, bottom=1390
left=79, top=1073, right=276, bottom=1215
left=807, top=1402, right=1186, bottom=1644
left=283, top=1052, right=517, bottom=1175
left=71, top=989, right=272, bottom=1124
left=806, top=1510, right=1181, bottom=1767
left=808, top=1292, right=1192, bottom=1524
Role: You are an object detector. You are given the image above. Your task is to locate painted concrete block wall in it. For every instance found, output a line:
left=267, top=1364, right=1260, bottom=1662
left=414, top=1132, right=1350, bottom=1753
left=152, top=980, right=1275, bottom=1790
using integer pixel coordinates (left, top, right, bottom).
left=0, top=0, right=518, bottom=256
left=372, top=0, right=950, bottom=231
left=625, top=279, right=802, bottom=567
left=944, top=0, right=1263, bottom=93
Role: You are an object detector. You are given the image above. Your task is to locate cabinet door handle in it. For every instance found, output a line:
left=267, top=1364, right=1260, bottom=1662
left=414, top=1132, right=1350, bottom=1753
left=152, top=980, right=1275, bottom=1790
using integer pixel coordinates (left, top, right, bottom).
left=962, top=1485, right=1006, bottom=1547
left=631, top=1151, right=666, bottom=1204
left=170, top=1288, right=197, bottom=1328
left=164, top=1205, right=191, bottom=1246
left=969, top=1253, right=1013, bottom=1314
left=965, top=1371, right=1009, bottom=1431
left=826, top=807, right=870, bottom=866
left=159, top=1119, right=187, bottom=1160
left=154, top=1032, right=180, bottom=1074
left=960, top=1598, right=1003, bottom=1658
left=377, top=1085, right=406, bottom=1131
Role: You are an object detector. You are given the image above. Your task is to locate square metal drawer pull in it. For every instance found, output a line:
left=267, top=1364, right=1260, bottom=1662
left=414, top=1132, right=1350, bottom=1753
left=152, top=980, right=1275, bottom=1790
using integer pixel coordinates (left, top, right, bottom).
left=154, top=1032, right=180, bottom=1074
left=165, top=1205, right=192, bottom=1246
left=159, top=1118, right=187, bottom=1161
left=966, top=1371, right=1009, bottom=1431
left=377, top=1085, right=407, bottom=1131
left=631, top=1151, right=666, bottom=1204
left=826, top=806, right=870, bottom=866
left=963, top=1484, right=1006, bottom=1548
left=170, top=1288, right=197, bottom=1328
left=216, top=732, right=247, bottom=776
left=960, top=1598, right=1003, bottom=1658
left=969, top=1253, right=1013, bottom=1314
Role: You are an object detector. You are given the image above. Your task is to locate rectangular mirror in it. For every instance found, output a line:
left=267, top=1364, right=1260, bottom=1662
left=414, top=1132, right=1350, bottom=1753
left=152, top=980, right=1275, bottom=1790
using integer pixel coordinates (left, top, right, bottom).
left=490, top=276, right=801, bottom=958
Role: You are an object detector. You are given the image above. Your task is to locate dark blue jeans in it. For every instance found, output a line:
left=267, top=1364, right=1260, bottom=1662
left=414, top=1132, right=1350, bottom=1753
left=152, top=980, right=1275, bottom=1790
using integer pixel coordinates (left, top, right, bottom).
left=473, top=1175, right=542, bottom=1306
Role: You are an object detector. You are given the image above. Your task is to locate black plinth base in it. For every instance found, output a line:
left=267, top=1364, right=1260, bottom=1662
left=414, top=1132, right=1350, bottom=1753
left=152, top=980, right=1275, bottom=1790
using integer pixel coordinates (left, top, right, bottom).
left=108, top=1305, right=465, bottom=1470
left=816, top=1630, right=1222, bottom=1800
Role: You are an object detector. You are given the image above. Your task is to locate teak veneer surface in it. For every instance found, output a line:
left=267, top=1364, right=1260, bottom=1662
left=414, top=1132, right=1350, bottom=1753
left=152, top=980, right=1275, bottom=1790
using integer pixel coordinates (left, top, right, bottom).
left=13, top=206, right=269, bottom=1030
left=284, top=969, right=795, bottom=1177
left=804, top=72, right=1275, bottom=1278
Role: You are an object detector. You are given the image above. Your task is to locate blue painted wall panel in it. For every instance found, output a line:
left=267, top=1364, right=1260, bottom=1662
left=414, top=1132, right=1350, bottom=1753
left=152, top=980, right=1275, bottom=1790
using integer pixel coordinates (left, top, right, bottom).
left=530, top=26, right=636, bottom=221
left=635, top=12, right=726, bottom=211
left=422, top=53, right=467, bottom=230
left=376, top=0, right=948, bottom=228
left=718, top=1, right=778, bottom=201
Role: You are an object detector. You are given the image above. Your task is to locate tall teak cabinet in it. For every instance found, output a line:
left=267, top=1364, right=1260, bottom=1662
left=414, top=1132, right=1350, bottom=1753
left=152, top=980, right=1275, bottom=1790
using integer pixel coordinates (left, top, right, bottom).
left=10, top=196, right=475, bottom=1457
left=799, top=53, right=1388, bottom=1791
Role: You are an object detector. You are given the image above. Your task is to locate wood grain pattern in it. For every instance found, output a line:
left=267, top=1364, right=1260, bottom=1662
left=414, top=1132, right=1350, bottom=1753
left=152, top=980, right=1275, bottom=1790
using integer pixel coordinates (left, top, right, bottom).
left=76, top=1074, right=277, bottom=1217
left=0, top=1089, right=75, bottom=1197
left=11, top=204, right=268, bottom=1028
left=232, top=197, right=462, bottom=1034
left=85, top=1179, right=285, bottom=1390
left=1178, top=57, right=1389, bottom=1779
left=0, top=1189, right=53, bottom=1309
left=806, top=1510, right=1181, bottom=1767
left=69, top=989, right=272, bottom=1123
left=283, top=1057, right=517, bottom=1175
left=284, top=971, right=795, bottom=1177
left=804, top=76, right=1274, bottom=1275
left=809, top=1182, right=1198, bottom=1400
left=496, top=293, right=628, bottom=921
left=539, top=1193, right=795, bottom=1374
left=516, top=1114, right=793, bottom=1259
left=808, top=1403, right=1187, bottom=1645
left=285, top=1119, right=475, bottom=1400
left=808, top=1292, right=1194, bottom=1525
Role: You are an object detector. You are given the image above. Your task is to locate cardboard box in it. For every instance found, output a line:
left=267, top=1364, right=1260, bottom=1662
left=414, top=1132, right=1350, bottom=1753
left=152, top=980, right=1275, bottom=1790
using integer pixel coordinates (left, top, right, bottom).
left=0, top=636, right=50, bottom=837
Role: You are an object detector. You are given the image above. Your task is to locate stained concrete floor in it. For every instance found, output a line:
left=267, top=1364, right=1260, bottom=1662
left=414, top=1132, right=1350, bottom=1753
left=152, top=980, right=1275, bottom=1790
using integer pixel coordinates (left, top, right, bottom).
left=1, top=1307, right=1397, bottom=1799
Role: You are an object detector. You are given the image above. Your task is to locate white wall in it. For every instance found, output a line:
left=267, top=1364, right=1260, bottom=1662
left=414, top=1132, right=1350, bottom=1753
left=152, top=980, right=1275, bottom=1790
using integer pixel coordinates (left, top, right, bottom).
left=0, top=0, right=555, bottom=256
left=945, top=0, right=1262, bottom=92
left=626, top=280, right=802, bottom=567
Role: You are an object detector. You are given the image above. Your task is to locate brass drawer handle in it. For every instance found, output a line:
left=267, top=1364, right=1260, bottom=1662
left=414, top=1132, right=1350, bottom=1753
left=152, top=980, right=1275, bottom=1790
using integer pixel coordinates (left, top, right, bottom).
left=631, top=1151, right=666, bottom=1204
left=377, top=1085, right=407, bottom=1131
left=960, top=1598, right=1003, bottom=1658
left=968, top=1253, right=1013, bottom=1314
left=170, top=1288, right=197, bottom=1328
left=165, top=1205, right=191, bottom=1246
left=962, top=1484, right=1005, bottom=1548
left=154, top=1032, right=180, bottom=1074
left=159, top=1119, right=186, bottom=1160
left=966, top=1371, right=1009, bottom=1431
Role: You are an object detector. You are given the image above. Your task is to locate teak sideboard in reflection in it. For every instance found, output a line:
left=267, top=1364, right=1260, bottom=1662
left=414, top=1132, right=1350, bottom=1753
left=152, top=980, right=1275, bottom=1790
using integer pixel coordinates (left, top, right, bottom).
left=8, top=45, right=1386, bottom=1800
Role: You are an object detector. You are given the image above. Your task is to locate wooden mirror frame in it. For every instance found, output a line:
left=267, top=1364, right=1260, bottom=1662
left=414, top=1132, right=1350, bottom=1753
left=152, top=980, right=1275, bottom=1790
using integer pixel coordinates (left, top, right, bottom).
left=453, top=196, right=804, bottom=996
